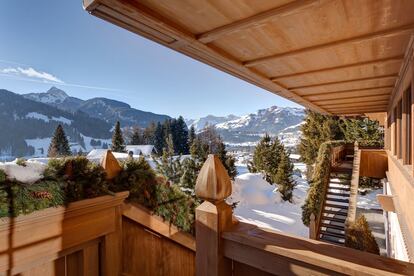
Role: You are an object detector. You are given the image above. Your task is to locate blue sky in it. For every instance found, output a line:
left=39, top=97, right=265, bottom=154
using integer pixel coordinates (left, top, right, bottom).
left=0, top=1, right=300, bottom=118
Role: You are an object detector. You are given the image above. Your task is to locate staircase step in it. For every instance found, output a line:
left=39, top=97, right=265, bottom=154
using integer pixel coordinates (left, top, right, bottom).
left=328, top=186, right=350, bottom=192
left=326, top=197, right=349, bottom=204
left=320, top=230, right=346, bottom=240
left=330, top=174, right=352, bottom=179
left=320, top=235, right=345, bottom=245
left=322, top=216, right=346, bottom=223
left=321, top=223, right=345, bottom=231
left=322, top=209, right=348, bottom=216
left=325, top=203, right=349, bottom=210
left=327, top=191, right=349, bottom=197
left=329, top=179, right=351, bottom=184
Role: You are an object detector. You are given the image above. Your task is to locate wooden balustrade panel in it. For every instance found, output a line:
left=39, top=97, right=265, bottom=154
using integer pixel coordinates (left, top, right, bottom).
left=0, top=192, right=128, bottom=276
left=122, top=217, right=195, bottom=276
left=360, top=149, right=388, bottom=178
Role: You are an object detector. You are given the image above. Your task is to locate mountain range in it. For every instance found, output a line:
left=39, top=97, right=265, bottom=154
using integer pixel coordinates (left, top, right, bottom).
left=24, top=87, right=171, bottom=127
left=0, top=87, right=171, bottom=158
left=0, top=86, right=304, bottom=158
left=186, top=106, right=305, bottom=148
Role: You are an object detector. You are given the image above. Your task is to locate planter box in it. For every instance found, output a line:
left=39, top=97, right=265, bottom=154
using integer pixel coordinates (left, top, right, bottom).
left=0, top=191, right=129, bottom=275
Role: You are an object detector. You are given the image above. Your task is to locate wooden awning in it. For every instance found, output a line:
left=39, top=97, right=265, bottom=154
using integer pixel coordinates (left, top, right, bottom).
left=83, top=0, right=414, bottom=115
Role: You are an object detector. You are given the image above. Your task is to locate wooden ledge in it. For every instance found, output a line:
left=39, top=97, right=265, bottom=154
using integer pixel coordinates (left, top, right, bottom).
left=222, top=222, right=414, bottom=275
left=122, top=202, right=195, bottom=251
left=0, top=191, right=129, bottom=231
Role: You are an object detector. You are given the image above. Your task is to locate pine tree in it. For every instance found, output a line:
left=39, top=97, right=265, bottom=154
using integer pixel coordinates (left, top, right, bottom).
left=274, top=149, right=295, bottom=202
left=48, top=124, right=72, bottom=157
left=216, top=139, right=237, bottom=179
left=111, top=121, right=126, bottom=152
left=188, top=125, right=196, bottom=147
left=143, top=122, right=156, bottom=145
left=154, top=122, right=165, bottom=155
left=299, top=110, right=343, bottom=166
left=173, top=116, right=189, bottom=154
left=248, top=134, right=282, bottom=184
left=129, top=127, right=143, bottom=145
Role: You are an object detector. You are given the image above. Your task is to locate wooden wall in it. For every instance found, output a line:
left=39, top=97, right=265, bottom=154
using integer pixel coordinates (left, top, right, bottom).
left=121, top=204, right=196, bottom=276
left=359, top=149, right=388, bottom=178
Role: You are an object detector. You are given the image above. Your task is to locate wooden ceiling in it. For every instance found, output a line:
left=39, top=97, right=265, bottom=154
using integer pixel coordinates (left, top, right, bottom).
left=83, top=0, right=414, bottom=115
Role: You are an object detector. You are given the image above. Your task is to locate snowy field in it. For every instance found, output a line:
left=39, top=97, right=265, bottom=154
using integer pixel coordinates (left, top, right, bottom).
left=230, top=163, right=309, bottom=238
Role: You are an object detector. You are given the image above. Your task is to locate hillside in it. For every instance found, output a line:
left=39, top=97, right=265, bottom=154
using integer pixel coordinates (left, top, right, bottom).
left=24, top=87, right=171, bottom=127
left=0, top=89, right=112, bottom=158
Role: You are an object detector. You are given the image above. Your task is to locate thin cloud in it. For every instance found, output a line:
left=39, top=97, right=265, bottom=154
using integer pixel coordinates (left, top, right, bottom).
left=1, top=66, right=64, bottom=83
left=17, top=67, right=64, bottom=83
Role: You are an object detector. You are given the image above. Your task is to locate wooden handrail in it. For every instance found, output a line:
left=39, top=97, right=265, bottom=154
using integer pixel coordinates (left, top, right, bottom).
left=346, top=142, right=360, bottom=226
left=223, top=222, right=414, bottom=275
left=122, top=202, right=196, bottom=251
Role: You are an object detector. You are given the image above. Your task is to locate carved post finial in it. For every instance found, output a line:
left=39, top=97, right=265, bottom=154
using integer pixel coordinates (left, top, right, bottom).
left=195, top=154, right=232, bottom=202
left=101, top=150, right=122, bottom=180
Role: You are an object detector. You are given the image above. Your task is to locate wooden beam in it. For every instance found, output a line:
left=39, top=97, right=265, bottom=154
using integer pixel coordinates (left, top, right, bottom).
left=322, top=100, right=389, bottom=109
left=411, top=70, right=414, bottom=172
left=197, top=0, right=320, bottom=44
left=270, top=56, right=404, bottom=80
left=391, top=107, right=396, bottom=155
left=315, top=95, right=391, bottom=105
left=244, top=23, right=414, bottom=67
left=297, top=85, right=394, bottom=96
left=328, top=106, right=388, bottom=113
left=288, top=74, right=398, bottom=90
left=305, top=90, right=391, bottom=102
left=397, top=100, right=402, bottom=159
left=402, top=90, right=408, bottom=164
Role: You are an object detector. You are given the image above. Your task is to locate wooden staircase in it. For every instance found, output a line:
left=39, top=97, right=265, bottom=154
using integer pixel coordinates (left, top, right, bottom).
left=318, top=159, right=353, bottom=245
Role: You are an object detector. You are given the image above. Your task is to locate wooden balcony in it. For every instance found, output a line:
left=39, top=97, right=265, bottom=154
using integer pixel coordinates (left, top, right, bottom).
left=0, top=155, right=413, bottom=275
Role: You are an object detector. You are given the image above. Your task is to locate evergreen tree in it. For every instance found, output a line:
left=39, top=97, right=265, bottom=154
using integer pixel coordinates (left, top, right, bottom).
left=143, top=122, right=156, bottom=145
left=111, top=121, right=126, bottom=152
left=341, top=117, right=383, bottom=147
left=216, top=139, right=237, bottom=179
left=248, top=134, right=282, bottom=184
left=154, top=122, right=165, bottom=154
left=298, top=110, right=343, bottom=166
left=154, top=134, right=182, bottom=184
left=275, top=149, right=295, bottom=202
left=188, top=125, right=196, bottom=146
left=130, top=127, right=143, bottom=145
left=173, top=116, right=189, bottom=154
left=48, top=124, right=71, bottom=157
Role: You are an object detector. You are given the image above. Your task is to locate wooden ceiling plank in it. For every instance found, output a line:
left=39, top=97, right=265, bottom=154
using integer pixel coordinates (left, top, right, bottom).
left=270, top=56, right=403, bottom=80
left=297, top=85, right=394, bottom=97
left=327, top=106, right=388, bottom=113
left=312, top=94, right=391, bottom=104
left=322, top=100, right=390, bottom=109
left=288, top=74, right=398, bottom=90
left=244, top=23, right=414, bottom=67
left=197, top=0, right=320, bottom=44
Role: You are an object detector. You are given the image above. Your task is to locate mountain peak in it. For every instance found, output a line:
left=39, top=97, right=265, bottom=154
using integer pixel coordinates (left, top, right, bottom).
left=23, top=86, right=68, bottom=104
left=46, top=86, right=68, bottom=98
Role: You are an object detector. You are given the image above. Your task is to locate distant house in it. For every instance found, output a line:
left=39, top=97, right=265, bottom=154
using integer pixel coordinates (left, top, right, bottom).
left=125, top=145, right=157, bottom=156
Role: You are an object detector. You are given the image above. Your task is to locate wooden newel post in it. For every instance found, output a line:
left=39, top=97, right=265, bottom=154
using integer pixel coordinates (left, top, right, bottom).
left=309, top=213, right=316, bottom=239
left=195, top=154, right=233, bottom=276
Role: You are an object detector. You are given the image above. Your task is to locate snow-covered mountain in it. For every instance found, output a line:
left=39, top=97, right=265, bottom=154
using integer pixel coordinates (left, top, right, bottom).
left=23, top=87, right=171, bottom=128
left=187, top=106, right=305, bottom=147
left=185, top=114, right=240, bottom=132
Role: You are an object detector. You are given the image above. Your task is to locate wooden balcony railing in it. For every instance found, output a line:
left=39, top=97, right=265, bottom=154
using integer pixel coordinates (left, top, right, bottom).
left=195, top=154, right=414, bottom=276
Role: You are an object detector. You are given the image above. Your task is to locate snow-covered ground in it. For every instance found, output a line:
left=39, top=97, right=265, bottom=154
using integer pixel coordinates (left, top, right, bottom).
left=230, top=163, right=309, bottom=238
left=357, top=188, right=382, bottom=209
